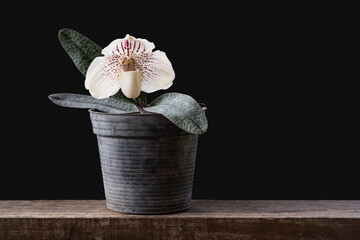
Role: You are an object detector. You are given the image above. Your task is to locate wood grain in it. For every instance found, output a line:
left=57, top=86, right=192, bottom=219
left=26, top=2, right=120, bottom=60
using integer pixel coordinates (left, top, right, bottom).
left=1, top=200, right=360, bottom=239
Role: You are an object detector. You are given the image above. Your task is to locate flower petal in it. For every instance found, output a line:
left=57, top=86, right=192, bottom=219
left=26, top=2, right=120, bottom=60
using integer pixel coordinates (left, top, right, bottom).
left=85, top=56, right=122, bottom=99
left=101, top=39, right=121, bottom=56
left=133, top=36, right=155, bottom=54
left=140, top=50, right=175, bottom=93
left=102, top=34, right=155, bottom=58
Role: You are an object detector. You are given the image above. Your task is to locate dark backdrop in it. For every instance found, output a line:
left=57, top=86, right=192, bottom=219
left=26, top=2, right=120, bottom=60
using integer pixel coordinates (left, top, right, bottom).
left=1, top=3, right=356, bottom=200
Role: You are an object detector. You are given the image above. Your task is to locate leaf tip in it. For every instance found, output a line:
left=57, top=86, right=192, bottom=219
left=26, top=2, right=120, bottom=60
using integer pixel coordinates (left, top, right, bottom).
left=58, top=28, right=70, bottom=41
left=48, top=93, right=57, bottom=101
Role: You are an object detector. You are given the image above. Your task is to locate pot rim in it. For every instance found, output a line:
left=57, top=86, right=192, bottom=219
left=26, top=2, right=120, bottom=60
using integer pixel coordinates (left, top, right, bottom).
left=88, top=108, right=160, bottom=116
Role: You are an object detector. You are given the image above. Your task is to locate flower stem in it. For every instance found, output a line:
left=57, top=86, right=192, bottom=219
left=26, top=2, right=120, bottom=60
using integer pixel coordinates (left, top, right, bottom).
left=135, top=91, right=147, bottom=114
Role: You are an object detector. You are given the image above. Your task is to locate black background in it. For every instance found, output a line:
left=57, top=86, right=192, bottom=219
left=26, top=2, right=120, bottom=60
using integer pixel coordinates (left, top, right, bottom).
left=1, top=3, right=357, bottom=200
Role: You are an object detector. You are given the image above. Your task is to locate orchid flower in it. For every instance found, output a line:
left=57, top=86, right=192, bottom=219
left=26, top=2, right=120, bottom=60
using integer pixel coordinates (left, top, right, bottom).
left=85, top=34, right=175, bottom=99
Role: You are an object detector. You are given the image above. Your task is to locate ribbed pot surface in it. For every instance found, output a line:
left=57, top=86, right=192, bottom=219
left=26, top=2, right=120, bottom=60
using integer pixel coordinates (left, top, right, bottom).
left=89, top=110, right=198, bottom=214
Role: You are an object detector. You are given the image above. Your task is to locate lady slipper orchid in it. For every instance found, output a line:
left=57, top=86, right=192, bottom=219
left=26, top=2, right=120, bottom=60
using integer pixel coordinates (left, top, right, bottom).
left=85, top=34, right=175, bottom=99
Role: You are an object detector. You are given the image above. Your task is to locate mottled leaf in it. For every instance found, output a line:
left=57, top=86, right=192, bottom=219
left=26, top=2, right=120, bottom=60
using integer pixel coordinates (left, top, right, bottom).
left=58, top=28, right=102, bottom=76
left=145, top=92, right=208, bottom=134
left=49, top=93, right=138, bottom=114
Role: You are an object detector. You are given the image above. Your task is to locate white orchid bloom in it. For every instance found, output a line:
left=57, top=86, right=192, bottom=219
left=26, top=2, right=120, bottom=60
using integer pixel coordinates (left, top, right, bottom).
left=85, top=34, right=175, bottom=99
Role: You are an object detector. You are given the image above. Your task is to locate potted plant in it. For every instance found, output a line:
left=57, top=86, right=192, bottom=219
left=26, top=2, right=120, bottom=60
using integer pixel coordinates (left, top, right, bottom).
left=49, top=29, right=208, bottom=214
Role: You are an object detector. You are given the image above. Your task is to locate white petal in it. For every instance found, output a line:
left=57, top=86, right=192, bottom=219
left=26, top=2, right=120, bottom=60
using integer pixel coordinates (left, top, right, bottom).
left=101, top=35, right=155, bottom=57
left=134, top=37, right=155, bottom=54
left=85, top=56, right=121, bottom=99
left=119, top=70, right=141, bottom=99
left=140, top=50, right=175, bottom=93
left=101, top=39, right=121, bottom=56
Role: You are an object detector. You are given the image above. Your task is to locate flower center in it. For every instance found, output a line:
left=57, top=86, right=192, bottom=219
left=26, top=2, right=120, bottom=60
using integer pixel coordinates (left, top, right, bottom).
left=123, top=58, right=136, bottom=72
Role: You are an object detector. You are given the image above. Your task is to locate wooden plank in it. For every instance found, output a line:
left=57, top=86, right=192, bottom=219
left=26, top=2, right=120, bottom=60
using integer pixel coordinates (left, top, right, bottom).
left=0, top=200, right=360, bottom=240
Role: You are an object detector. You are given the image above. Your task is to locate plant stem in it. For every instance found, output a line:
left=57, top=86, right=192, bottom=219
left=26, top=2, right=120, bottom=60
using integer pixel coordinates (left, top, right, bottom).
left=135, top=92, right=147, bottom=114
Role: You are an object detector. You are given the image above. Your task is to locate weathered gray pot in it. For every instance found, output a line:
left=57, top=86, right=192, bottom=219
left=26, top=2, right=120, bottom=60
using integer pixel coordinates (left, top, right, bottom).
left=89, top=109, right=198, bottom=214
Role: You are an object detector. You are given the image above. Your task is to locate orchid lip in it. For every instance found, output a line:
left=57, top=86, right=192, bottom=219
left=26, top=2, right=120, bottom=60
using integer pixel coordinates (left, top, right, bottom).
left=120, top=70, right=141, bottom=99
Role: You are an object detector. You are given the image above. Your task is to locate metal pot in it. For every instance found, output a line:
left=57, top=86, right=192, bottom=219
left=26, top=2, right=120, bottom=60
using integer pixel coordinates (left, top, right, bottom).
left=89, top=109, right=199, bottom=214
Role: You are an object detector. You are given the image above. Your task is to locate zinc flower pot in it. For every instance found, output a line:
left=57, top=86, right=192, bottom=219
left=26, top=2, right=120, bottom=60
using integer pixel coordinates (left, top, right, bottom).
left=89, top=109, right=199, bottom=214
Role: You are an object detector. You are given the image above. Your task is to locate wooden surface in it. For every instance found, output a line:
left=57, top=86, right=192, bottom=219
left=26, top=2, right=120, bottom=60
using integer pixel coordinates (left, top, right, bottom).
left=1, top=200, right=360, bottom=240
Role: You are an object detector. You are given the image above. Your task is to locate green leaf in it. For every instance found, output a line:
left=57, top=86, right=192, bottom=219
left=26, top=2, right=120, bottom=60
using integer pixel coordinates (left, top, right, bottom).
left=144, top=92, right=208, bottom=135
left=49, top=93, right=138, bottom=114
left=58, top=28, right=102, bottom=76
